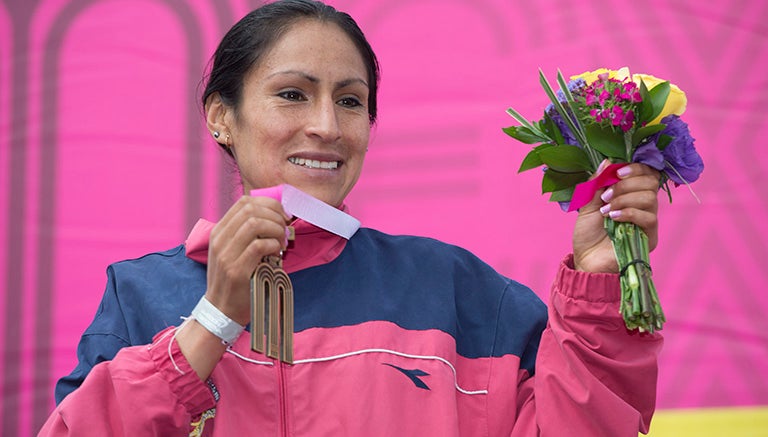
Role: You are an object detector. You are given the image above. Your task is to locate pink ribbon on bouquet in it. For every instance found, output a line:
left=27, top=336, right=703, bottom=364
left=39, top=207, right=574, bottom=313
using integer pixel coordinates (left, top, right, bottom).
left=567, top=162, right=629, bottom=212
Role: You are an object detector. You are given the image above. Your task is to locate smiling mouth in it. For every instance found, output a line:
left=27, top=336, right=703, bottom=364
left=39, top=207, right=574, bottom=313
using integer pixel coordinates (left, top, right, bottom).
left=288, top=157, right=340, bottom=169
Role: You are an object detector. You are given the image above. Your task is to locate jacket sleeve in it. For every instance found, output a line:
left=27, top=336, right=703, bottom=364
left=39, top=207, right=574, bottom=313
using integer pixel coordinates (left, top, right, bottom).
left=54, top=266, right=131, bottom=404
left=513, top=254, right=663, bottom=436
left=39, top=327, right=216, bottom=437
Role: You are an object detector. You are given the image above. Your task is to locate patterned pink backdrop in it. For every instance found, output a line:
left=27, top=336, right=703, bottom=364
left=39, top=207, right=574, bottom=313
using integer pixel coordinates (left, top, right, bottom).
left=1, top=0, right=767, bottom=435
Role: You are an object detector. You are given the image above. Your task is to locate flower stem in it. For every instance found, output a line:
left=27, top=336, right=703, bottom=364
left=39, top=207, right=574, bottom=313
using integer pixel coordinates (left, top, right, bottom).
left=604, top=219, right=665, bottom=332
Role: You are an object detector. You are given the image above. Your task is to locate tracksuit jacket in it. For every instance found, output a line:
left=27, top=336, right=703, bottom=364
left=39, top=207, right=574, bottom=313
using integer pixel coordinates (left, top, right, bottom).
left=40, top=217, right=662, bottom=436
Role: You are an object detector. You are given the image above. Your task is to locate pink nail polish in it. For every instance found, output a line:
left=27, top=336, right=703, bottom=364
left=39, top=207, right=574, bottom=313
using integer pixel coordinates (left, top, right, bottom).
left=597, top=159, right=610, bottom=173
left=601, top=188, right=614, bottom=202
left=617, top=166, right=631, bottom=177
left=600, top=204, right=611, bottom=215
left=609, top=210, right=622, bottom=219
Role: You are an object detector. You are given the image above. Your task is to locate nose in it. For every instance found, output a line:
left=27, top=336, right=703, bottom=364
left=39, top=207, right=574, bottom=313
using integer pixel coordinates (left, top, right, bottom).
left=305, top=98, right=341, bottom=142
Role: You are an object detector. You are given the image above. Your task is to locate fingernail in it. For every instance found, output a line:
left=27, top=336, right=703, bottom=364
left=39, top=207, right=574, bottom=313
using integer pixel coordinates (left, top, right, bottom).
left=600, top=204, right=611, bottom=215
left=609, top=210, right=622, bottom=219
left=284, top=226, right=295, bottom=246
left=601, top=188, right=614, bottom=202
left=597, top=159, right=610, bottom=173
left=617, top=166, right=632, bottom=177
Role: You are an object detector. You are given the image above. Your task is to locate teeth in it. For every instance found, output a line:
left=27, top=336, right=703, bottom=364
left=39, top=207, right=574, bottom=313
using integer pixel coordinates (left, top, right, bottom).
left=289, top=157, right=339, bottom=169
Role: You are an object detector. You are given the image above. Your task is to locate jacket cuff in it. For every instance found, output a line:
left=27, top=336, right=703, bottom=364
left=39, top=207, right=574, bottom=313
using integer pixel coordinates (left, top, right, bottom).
left=554, top=254, right=621, bottom=302
left=147, top=327, right=216, bottom=416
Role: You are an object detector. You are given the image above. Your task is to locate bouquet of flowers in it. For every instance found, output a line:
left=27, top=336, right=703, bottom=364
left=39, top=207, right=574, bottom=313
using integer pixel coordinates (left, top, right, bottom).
left=504, top=67, right=703, bottom=333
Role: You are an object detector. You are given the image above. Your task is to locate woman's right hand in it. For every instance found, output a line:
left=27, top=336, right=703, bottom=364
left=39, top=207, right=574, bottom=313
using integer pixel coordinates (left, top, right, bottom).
left=205, top=195, right=291, bottom=325
left=176, top=195, right=290, bottom=381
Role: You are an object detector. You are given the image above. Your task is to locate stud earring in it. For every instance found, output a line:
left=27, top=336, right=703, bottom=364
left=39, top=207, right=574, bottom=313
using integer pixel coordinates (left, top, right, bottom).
left=213, top=131, right=220, bottom=139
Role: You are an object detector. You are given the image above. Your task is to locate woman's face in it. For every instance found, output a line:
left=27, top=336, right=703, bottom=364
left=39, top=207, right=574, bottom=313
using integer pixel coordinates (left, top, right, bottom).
left=225, top=19, right=371, bottom=208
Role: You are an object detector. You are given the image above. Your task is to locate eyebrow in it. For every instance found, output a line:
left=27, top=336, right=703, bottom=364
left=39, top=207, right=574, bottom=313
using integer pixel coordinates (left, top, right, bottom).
left=267, top=70, right=368, bottom=89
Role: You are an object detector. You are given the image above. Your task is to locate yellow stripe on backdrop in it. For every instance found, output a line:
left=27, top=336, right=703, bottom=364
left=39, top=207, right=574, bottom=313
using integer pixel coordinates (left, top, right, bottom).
left=644, top=406, right=768, bottom=437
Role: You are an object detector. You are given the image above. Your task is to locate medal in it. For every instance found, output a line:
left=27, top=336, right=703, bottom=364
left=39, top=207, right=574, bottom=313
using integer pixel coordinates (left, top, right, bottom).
left=251, top=252, right=294, bottom=364
left=248, top=184, right=361, bottom=365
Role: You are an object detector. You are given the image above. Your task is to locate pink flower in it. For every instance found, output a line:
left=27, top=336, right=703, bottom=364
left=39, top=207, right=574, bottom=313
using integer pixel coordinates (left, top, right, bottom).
left=620, top=109, right=635, bottom=132
left=621, top=82, right=642, bottom=103
left=609, top=106, right=624, bottom=127
left=599, top=90, right=610, bottom=105
left=590, top=108, right=604, bottom=122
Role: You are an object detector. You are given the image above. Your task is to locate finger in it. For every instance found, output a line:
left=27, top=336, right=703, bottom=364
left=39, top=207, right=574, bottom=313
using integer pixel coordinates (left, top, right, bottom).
left=601, top=207, right=659, bottom=250
left=602, top=174, right=660, bottom=203
left=209, top=198, right=289, bottom=266
left=601, top=189, right=658, bottom=215
left=230, top=215, right=287, bottom=260
left=616, top=162, right=662, bottom=181
left=213, top=197, right=287, bottom=243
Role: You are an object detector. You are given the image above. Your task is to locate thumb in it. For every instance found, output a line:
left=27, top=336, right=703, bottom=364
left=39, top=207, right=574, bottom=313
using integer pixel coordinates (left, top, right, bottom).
left=579, top=159, right=612, bottom=212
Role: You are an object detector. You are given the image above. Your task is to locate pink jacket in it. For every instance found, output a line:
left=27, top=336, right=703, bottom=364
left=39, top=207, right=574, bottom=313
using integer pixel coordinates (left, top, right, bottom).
left=40, top=224, right=662, bottom=436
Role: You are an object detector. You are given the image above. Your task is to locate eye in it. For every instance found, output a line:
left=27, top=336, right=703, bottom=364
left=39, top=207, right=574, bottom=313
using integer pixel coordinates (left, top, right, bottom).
left=277, top=90, right=306, bottom=101
left=337, top=96, right=363, bottom=108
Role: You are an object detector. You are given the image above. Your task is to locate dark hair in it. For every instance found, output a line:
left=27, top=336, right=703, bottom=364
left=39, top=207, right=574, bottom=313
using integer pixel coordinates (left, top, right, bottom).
left=202, top=0, right=380, bottom=151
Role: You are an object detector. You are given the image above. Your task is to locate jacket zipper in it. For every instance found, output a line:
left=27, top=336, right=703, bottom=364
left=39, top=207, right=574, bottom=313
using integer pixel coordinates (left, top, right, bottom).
left=278, top=360, right=289, bottom=436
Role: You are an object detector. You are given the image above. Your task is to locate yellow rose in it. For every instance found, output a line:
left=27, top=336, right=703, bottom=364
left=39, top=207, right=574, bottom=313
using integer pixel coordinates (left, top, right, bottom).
left=632, top=73, right=687, bottom=124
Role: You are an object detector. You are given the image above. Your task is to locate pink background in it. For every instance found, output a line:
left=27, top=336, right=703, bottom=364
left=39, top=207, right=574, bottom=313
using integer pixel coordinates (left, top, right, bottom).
left=2, top=0, right=767, bottom=435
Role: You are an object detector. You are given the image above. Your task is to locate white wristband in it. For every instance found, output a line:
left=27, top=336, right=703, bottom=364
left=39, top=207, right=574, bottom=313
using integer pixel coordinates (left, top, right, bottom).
left=190, top=296, right=245, bottom=345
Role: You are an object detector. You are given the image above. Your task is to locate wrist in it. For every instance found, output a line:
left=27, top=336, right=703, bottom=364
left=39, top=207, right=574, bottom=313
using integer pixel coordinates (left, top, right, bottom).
left=189, top=296, right=245, bottom=345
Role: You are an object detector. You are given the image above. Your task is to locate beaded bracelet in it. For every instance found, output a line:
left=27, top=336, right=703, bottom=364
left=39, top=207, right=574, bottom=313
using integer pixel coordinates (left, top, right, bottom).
left=190, top=296, right=245, bottom=345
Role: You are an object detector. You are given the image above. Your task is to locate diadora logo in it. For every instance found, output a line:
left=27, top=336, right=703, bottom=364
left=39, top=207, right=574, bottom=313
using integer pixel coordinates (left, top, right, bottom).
left=383, top=363, right=431, bottom=390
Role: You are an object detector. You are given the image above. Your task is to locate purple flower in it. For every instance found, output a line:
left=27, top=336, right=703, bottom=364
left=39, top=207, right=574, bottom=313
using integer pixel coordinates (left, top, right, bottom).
left=632, top=115, right=703, bottom=185
left=549, top=111, right=578, bottom=146
left=545, top=78, right=586, bottom=113
left=658, top=115, right=703, bottom=184
left=632, top=142, right=665, bottom=170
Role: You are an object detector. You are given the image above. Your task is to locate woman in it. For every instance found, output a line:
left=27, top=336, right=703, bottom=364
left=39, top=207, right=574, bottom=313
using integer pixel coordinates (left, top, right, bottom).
left=41, top=0, right=663, bottom=435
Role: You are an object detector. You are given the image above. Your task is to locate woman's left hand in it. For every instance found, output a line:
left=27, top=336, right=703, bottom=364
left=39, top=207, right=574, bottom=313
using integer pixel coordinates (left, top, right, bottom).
left=572, top=163, right=661, bottom=273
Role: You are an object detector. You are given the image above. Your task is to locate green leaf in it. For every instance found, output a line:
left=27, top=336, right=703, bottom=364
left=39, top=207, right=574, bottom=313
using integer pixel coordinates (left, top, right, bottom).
left=538, top=145, right=592, bottom=172
left=518, top=149, right=543, bottom=172
left=518, top=143, right=556, bottom=172
left=549, top=186, right=575, bottom=202
left=584, top=124, right=624, bottom=159
left=637, top=80, right=653, bottom=124
left=656, top=134, right=672, bottom=151
left=556, top=70, right=577, bottom=104
left=646, top=81, right=670, bottom=122
left=541, top=168, right=590, bottom=193
left=543, top=113, right=567, bottom=145
left=538, top=70, right=588, bottom=147
left=506, top=107, right=535, bottom=129
left=631, top=124, right=667, bottom=146
left=502, top=125, right=549, bottom=144
left=505, top=107, right=550, bottom=140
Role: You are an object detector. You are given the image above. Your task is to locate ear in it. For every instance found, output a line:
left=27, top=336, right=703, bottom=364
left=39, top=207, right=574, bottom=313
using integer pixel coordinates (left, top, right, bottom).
left=204, top=92, right=232, bottom=144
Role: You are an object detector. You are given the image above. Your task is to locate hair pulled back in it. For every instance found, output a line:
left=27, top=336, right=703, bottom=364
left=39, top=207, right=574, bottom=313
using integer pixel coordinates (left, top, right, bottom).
left=202, top=0, right=380, bottom=137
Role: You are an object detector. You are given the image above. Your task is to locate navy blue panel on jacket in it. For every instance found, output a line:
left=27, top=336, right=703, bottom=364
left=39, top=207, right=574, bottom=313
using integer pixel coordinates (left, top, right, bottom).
left=54, top=228, right=547, bottom=405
